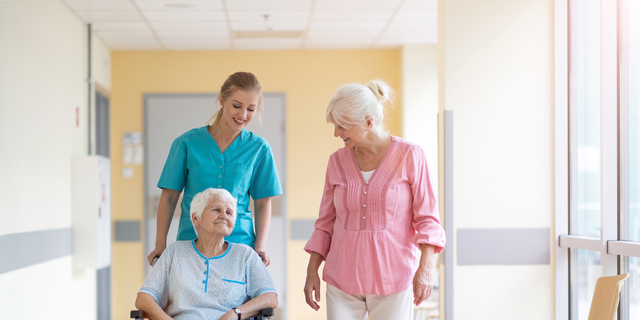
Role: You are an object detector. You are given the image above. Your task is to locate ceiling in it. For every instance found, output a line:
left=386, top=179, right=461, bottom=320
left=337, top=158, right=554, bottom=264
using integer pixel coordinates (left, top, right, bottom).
left=61, top=0, right=437, bottom=50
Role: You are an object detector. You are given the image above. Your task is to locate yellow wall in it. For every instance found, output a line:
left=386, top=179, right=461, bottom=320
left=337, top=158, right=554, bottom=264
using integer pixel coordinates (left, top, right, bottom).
left=111, top=49, right=402, bottom=319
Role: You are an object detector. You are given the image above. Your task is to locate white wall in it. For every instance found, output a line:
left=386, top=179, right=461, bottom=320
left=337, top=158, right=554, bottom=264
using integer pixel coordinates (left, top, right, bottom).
left=402, top=44, right=439, bottom=196
left=438, top=0, right=554, bottom=319
left=0, top=0, right=111, bottom=318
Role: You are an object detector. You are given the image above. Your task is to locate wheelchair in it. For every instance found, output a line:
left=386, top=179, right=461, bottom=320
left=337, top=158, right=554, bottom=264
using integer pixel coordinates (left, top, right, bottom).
left=130, top=308, right=273, bottom=319
left=132, top=256, right=275, bottom=319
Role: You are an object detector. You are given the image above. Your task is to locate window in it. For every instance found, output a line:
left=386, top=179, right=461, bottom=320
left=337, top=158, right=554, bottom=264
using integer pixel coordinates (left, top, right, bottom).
left=556, top=0, right=640, bottom=319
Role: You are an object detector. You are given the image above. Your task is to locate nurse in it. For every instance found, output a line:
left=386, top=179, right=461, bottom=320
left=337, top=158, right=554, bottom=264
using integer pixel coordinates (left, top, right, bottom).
left=147, top=71, right=282, bottom=267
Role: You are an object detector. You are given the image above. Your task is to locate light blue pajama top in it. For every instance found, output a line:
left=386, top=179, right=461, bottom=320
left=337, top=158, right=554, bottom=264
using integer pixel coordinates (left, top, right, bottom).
left=158, top=126, right=282, bottom=247
left=139, top=240, right=277, bottom=320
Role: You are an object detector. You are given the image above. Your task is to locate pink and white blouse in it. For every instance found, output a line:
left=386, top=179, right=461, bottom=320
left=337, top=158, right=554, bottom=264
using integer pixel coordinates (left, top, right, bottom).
left=304, top=136, right=446, bottom=296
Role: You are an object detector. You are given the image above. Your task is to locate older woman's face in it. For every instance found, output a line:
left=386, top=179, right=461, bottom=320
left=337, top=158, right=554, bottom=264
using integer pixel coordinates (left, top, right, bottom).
left=194, top=199, right=235, bottom=236
left=333, top=122, right=369, bottom=148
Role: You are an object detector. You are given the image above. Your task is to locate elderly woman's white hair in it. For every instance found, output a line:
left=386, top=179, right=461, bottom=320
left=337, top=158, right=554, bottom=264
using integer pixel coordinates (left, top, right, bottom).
left=326, top=79, right=395, bottom=137
left=190, top=188, right=237, bottom=236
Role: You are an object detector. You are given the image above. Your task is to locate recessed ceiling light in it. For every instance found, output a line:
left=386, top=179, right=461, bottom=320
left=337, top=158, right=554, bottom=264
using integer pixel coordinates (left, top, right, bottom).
left=164, top=3, right=196, bottom=8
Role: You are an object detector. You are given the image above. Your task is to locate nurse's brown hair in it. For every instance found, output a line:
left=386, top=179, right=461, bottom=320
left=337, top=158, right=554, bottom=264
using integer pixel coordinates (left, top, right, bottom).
left=208, top=72, right=264, bottom=127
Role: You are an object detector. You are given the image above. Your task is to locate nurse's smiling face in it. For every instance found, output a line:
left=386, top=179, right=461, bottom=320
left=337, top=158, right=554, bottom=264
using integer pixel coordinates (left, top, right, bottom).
left=219, top=89, right=260, bottom=131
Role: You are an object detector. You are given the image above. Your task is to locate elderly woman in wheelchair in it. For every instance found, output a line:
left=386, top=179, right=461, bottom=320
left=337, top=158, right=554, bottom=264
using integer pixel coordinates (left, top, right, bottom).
left=135, top=188, right=278, bottom=320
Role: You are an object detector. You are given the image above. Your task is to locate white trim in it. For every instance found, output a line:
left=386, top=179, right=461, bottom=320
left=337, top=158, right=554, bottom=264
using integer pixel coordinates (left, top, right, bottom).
left=443, top=110, right=454, bottom=320
left=608, top=241, right=640, bottom=257
left=559, top=235, right=602, bottom=251
left=617, top=2, right=631, bottom=318
left=555, top=0, right=570, bottom=319
left=618, top=0, right=630, bottom=245
left=600, top=0, right=619, bottom=276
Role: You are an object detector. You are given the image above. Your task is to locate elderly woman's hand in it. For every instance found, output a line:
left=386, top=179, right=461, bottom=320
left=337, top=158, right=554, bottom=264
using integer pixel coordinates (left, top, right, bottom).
left=304, top=252, right=324, bottom=311
left=304, top=270, right=322, bottom=311
left=413, top=244, right=436, bottom=306
left=412, top=265, right=433, bottom=306
left=219, top=310, right=238, bottom=320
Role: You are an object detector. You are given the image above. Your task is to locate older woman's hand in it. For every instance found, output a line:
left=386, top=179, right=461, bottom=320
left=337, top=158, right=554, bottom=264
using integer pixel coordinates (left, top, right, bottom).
left=413, top=244, right=436, bottom=306
left=304, top=252, right=324, bottom=311
left=219, top=310, right=238, bottom=320
left=412, top=265, right=433, bottom=306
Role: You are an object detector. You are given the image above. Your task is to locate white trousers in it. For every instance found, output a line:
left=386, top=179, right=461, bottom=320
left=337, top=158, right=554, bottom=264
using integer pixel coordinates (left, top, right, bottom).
left=326, top=284, right=414, bottom=320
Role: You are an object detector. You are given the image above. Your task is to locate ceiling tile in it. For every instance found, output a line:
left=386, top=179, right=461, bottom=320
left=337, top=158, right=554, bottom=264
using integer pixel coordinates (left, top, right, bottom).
left=162, top=40, right=231, bottom=50
left=104, top=39, right=162, bottom=50
left=143, top=11, right=226, bottom=21
left=159, top=35, right=229, bottom=42
left=305, top=37, right=374, bottom=44
left=92, top=22, right=150, bottom=31
left=383, top=26, right=437, bottom=36
left=375, top=36, right=436, bottom=47
left=63, top=0, right=439, bottom=50
left=232, top=38, right=302, bottom=50
left=305, top=29, right=380, bottom=38
left=100, top=35, right=158, bottom=43
left=156, top=30, right=229, bottom=38
left=310, top=21, right=385, bottom=30
left=225, top=0, right=312, bottom=11
left=227, top=11, right=309, bottom=21
left=377, top=30, right=437, bottom=45
left=313, top=0, right=402, bottom=11
left=388, top=19, right=436, bottom=29
left=305, top=33, right=376, bottom=42
left=62, top=0, right=137, bottom=11
left=393, top=10, right=437, bottom=21
left=74, top=11, right=144, bottom=22
left=231, top=21, right=306, bottom=31
left=401, top=0, right=437, bottom=10
left=304, top=38, right=375, bottom=50
left=134, top=0, right=223, bottom=11
left=303, top=42, right=371, bottom=50
left=311, top=10, right=393, bottom=21
left=96, top=30, right=156, bottom=38
left=149, top=21, right=228, bottom=31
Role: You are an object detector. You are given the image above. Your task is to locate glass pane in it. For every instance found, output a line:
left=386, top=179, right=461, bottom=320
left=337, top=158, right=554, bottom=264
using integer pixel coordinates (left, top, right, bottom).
left=570, top=0, right=601, bottom=237
left=625, top=257, right=640, bottom=319
left=621, top=0, right=640, bottom=242
left=571, top=249, right=602, bottom=320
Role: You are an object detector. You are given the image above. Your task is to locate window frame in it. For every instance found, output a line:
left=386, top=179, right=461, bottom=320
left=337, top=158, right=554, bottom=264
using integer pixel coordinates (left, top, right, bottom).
left=556, top=0, right=640, bottom=319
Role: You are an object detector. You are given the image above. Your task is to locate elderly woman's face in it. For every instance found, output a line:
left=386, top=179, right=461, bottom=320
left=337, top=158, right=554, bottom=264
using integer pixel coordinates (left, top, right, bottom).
left=194, top=199, right=235, bottom=236
left=333, top=122, right=368, bottom=148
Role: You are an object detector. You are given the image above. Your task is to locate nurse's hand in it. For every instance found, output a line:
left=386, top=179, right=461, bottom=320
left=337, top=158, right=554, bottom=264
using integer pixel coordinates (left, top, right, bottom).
left=255, top=250, right=270, bottom=267
left=147, top=245, right=165, bottom=266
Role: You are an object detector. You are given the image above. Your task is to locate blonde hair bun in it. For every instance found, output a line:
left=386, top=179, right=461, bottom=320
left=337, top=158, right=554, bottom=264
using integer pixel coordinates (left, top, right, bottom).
left=325, top=79, right=395, bottom=137
left=366, top=79, right=395, bottom=105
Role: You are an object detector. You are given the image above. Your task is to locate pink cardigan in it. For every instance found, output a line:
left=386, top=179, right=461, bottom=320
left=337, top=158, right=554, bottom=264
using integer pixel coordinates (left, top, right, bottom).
left=304, top=136, right=446, bottom=295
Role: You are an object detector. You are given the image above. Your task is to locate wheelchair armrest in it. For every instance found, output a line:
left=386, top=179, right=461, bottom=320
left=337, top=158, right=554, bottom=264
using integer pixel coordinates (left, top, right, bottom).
left=130, top=310, right=145, bottom=319
left=258, top=308, right=274, bottom=318
left=130, top=308, right=273, bottom=319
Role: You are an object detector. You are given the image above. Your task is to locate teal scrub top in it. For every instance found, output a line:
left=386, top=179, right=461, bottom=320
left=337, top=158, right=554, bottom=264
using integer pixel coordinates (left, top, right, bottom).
left=158, top=126, right=282, bottom=247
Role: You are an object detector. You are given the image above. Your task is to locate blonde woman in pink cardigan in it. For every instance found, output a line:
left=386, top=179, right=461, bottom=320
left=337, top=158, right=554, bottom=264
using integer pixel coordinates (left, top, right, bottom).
left=303, top=80, right=446, bottom=320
